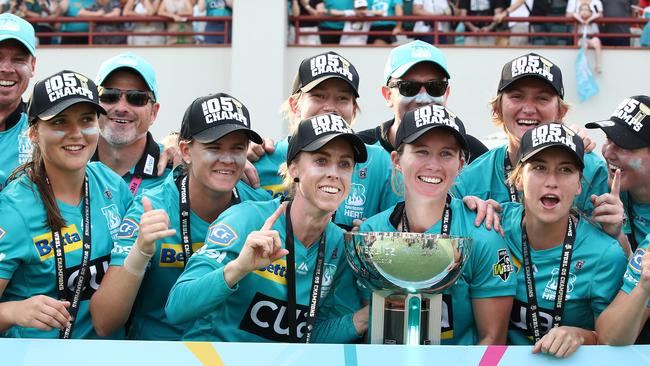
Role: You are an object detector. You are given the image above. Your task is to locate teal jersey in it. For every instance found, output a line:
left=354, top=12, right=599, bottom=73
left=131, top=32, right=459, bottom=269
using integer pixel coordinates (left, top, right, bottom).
left=166, top=198, right=363, bottom=343
left=0, top=162, right=132, bottom=339
left=254, top=137, right=399, bottom=230
left=621, top=192, right=650, bottom=248
left=205, top=0, right=232, bottom=16
left=452, top=145, right=609, bottom=215
left=500, top=203, right=628, bottom=345
left=61, top=0, right=94, bottom=32
left=321, top=0, right=353, bottom=29
left=621, top=235, right=650, bottom=308
left=360, top=198, right=517, bottom=345
left=110, top=173, right=270, bottom=340
left=367, top=0, right=403, bottom=26
left=0, top=113, right=32, bottom=191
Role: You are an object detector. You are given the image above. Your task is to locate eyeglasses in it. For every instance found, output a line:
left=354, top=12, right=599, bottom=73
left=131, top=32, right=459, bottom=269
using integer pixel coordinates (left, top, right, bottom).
left=388, top=79, right=448, bottom=98
left=98, top=87, right=153, bottom=107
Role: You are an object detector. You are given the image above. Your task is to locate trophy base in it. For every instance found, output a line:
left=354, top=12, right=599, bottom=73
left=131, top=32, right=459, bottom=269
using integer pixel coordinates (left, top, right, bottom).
left=370, top=292, right=442, bottom=345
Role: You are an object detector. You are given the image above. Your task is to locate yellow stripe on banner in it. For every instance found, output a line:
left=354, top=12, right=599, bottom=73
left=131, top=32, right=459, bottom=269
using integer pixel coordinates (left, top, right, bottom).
left=185, top=342, right=225, bottom=366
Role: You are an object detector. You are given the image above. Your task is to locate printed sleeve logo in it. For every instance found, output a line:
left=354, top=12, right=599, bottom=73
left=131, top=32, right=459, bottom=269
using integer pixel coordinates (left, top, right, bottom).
left=117, top=218, right=139, bottom=238
left=492, top=248, right=514, bottom=281
left=207, top=223, right=238, bottom=247
left=629, top=247, right=645, bottom=273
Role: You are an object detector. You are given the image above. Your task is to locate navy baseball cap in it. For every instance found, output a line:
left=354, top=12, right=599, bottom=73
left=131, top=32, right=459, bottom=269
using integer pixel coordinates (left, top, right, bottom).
left=395, top=104, right=468, bottom=152
left=498, top=53, right=564, bottom=99
left=586, top=95, right=650, bottom=150
left=518, top=123, right=584, bottom=169
left=292, top=51, right=360, bottom=97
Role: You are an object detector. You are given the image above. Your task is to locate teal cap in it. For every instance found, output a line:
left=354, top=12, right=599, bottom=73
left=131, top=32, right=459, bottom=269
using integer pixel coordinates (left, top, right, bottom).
left=383, top=40, right=450, bottom=85
left=0, top=14, right=36, bottom=56
left=95, top=52, right=158, bottom=101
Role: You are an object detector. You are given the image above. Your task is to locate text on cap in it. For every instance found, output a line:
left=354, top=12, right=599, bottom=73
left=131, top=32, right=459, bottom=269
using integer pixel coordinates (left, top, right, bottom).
left=201, top=96, right=247, bottom=125
left=612, top=98, right=648, bottom=132
left=511, top=55, right=554, bottom=82
left=531, top=124, right=576, bottom=151
left=414, top=105, right=459, bottom=130
left=311, top=114, right=352, bottom=135
left=46, top=73, right=94, bottom=102
left=310, top=54, right=353, bottom=82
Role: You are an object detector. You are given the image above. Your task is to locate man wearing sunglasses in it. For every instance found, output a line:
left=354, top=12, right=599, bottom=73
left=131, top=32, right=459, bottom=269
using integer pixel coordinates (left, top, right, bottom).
left=91, top=52, right=172, bottom=196
left=357, top=40, right=488, bottom=163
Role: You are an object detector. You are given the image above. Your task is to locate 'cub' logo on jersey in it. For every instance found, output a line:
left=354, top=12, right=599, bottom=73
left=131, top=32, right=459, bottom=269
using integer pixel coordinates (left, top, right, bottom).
left=239, top=292, right=310, bottom=342
left=117, top=218, right=139, bottom=238
left=492, top=248, right=514, bottom=282
left=629, top=248, right=646, bottom=273
left=254, top=259, right=288, bottom=285
left=207, top=223, right=238, bottom=247
left=33, top=224, right=83, bottom=261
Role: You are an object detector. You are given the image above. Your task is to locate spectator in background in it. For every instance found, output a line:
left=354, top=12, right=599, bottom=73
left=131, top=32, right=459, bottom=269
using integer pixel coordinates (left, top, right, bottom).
left=412, top=0, right=455, bottom=44
left=319, top=0, right=353, bottom=44
left=338, top=0, right=382, bottom=45
left=459, top=0, right=504, bottom=46
left=366, top=0, right=403, bottom=44
left=124, top=0, right=166, bottom=45
left=571, top=1, right=603, bottom=73
left=601, top=0, right=631, bottom=46
left=57, top=0, right=95, bottom=44
left=494, top=0, right=531, bottom=46
left=198, top=0, right=232, bottom=44
left=158, top=0, right=192, bottom=44
left=192, top=0, right=206, bottom=44
left=78, top=0, right=127, bottom=44
left=23, top=0, right=58, bottom=45
left=292, top=0, right=324, bottom=45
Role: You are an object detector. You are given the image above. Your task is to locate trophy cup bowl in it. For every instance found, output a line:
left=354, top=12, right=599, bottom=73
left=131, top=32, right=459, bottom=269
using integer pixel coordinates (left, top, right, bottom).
left=343, top=231, right=472, bottom=294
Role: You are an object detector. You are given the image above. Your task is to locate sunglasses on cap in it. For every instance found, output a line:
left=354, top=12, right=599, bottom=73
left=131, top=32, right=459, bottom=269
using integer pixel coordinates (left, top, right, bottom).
left=388, top=79, right=448, bottom=98
left=98, top=87, right=153, bottom=107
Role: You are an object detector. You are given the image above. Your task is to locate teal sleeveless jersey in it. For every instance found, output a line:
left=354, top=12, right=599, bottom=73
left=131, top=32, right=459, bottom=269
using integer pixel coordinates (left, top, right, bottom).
left=621, top=235, right=650, bottom=307
left=500, top=203, right=628, bottom=344
left=0, top=114, right=32, bottom=190
left=165, top=198, right=363, bottom=343
left=110, top=173, right=271, bottom=340
left=452, top=145, right=609, bottom=214
left=0, top=162, right=132, bottom=339
left=360, top=198, right=517, bottom=345
left=254, top=137, right=399, bottom=229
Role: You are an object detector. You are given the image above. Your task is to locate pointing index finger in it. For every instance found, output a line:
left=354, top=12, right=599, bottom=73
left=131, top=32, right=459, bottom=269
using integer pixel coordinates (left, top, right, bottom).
left=610, top=169, right=621, bottom=197
left=261, top=202, right=287, bottom=231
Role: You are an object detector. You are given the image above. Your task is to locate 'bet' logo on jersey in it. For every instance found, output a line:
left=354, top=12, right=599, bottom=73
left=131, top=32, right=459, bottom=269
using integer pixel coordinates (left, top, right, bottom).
left=207, top=223, right=238, bottom=247
left=33, top=224, right=83, bottom=261
left=254, top=259, right=288, bottom=285
left=239, top=292, right=310, bottom=342
left=159, top=242, right=204, bottom=268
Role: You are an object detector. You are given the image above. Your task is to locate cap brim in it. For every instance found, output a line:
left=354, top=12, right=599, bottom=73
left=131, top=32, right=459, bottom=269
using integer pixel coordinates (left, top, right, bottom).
left=520, top=143, right=584, bottom=169
left=388, top=60, right=450, bottom=85
left=585, top=120, right=649, bottom=150
left=97, top=65, right=157, bottom=100
left=302, top=133, right=368, bottom=163
left=402, top=124, right=469, bottom=152
left=499, top=74, right=562, bottom=98
left=0, top=35, right=35, bottom=56
left=193, top=124, right=263, bottom=145
left=301, top=75, right=360, bottom=97
left=37, top=99, right=107, bottom=121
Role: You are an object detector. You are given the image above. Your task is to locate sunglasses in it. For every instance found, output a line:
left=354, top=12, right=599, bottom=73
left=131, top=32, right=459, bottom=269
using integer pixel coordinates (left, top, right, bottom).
left=388, top=79, right=448, bottom=98
left=98, top=87, right=153, bottom=107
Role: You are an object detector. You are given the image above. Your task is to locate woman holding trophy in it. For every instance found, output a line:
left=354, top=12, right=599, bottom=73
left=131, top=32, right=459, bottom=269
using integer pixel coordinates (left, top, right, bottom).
left=359, top=104, right=517, bottom=345
left=501, top=123, right=628, bottom=357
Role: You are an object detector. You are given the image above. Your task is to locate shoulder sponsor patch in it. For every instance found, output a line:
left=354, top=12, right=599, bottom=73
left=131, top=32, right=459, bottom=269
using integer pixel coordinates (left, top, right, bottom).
left=207, top=223, right=238, bottom=247
left=492, top=248, right=514, bottom=281
left=117, top=218, right=139, bottom=238
left=629, top=247, right=646, bottom=273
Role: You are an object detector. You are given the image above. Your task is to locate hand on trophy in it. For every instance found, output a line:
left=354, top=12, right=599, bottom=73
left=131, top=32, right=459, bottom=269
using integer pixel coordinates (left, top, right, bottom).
left=532, top=326, right=586, bottom=358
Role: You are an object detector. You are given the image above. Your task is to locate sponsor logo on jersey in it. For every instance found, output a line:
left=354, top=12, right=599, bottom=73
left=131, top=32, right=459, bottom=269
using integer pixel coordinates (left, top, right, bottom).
left=254, top=259, right=288, bottom=285
left=331, top=247, right=338, bottom=260
left=144, top=154, right=155, bottom=175
left=510, top=299, right=554, bottom=340
left=33, top=224, right=83, bottom=261
left=358, top=167, right=367, bottom=179
left=296, top=261, right=308, bottom=275
left=492, top=248, right=514, bottom=282
left=575, top=259, right=585, bottom=271
left=103, top=189, right=113, bottom=200
left=63, top=254, right=110, bottom=301
left=117, top=218, right=139, bottom=239
left=239, top=292, right=310, bottom=342
left=207, top=223, right=238, bottom=247
left=159, top=242, right=204, bottom=268
left=629, top=247, right=645, bottom=273
left=262, top=184, right=287, bottom=199
left=195, top=244, right=228, bottom=263
left=0, top=226, right=5, bottom=240
left=542, top=267, right=576, bottom=301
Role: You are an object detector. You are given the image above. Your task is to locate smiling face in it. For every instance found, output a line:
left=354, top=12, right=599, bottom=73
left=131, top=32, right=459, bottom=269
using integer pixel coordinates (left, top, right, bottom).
left=516, top=147, right=582, bottom=225
left=0, top=40, right=34, bottom=111
left=30, top=103, right=100, bottom=175
left=392, top=129, right=464, bottom=201
left=289, top=137, right=354, bottom=213
left=601, top=138, right=650, bottom=200
left=293, top=78, right=356, bottom=129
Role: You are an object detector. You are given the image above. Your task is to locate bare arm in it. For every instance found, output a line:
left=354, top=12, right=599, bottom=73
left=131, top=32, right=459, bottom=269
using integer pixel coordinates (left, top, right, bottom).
left=473, top=296, right=513, bottom=344
left=596, top=289, right=650, bottom=345
left=89, top=266, right=144, bottom=336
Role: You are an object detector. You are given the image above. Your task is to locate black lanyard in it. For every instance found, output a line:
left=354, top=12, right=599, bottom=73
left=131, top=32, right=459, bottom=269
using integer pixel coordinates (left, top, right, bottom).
left=626, top=198, right=640, bottom=252
left=402, top=194, right=452, bottom=235
left=504, top=153, right=519, bottom=203
left=51, top=175, right=91, bottom=339
left=521, top=214, right=576, bottom=342
left=285, top=200, right=326, bottom=343
left=175, top=173, right=242, bottom=267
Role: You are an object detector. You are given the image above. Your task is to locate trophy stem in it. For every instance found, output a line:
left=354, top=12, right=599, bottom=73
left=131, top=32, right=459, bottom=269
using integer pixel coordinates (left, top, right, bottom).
left=426, top=293, right=443, bottom=345
left=370, top=292, right=386, bottom=344
left=404, top=294, right=422, bottom=346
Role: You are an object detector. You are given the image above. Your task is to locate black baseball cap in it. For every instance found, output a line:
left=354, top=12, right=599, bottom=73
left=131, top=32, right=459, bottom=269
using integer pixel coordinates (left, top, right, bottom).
left=498, top=53, right=564, bottom=99
left=395, top=104, right=469, bottom=152
left=585, top=95, right=650, bottom=150
left=518, top=123, right=584, bottom=169
left=180, top=93, right=263, bottom=144
left=286, top=113, right=367, bottom=165
left=27, top=70, right=106, bottom=124
left=291, top=51, right=360, bottom=97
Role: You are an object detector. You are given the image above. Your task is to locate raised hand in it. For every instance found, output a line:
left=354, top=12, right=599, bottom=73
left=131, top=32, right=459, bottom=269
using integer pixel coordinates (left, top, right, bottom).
left=11, top=295, right=72, bottom=331
left=590, top=169, right=625, bottom=238
left=569, top=124, right=596, bottom=153
left=136, top=196, right=176, bottom=255
left=247, top=137, right=275, bottom=163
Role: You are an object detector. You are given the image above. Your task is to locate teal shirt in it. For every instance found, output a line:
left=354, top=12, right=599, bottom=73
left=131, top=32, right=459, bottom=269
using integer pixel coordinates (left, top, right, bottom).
left=453, top=145, right=609, bottom=215
left=321, top=0, right=353, bottom=29
left=166, top=198, right=363, bottom=343
left=367, top=0, right=403, bottom=27
left=0, top=114, right=32, bottom=190
left=360, top=198, right=517, bottom=345
left=61, top=0, right=95, bottom=32
left=254, top=137, right=399, bottom=230
left=500, top=203, right=628, bottom=345
left=621, top=192, right=650, bottom=248
left=621, top=235, right=650, bottom=308
left=0, top=162, right=132, bottom=339
left=110, top=174, right=270, bottom=340
left=205, top=0, right=232, bottom=16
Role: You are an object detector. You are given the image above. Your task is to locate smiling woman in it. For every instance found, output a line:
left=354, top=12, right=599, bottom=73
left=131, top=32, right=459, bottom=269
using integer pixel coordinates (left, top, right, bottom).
left=0, top=70, right=133, bottom=339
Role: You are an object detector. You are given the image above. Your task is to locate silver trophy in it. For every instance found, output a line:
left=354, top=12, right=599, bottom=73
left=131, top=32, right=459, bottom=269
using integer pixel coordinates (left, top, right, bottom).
left=344, top=232, right=471, bottom=345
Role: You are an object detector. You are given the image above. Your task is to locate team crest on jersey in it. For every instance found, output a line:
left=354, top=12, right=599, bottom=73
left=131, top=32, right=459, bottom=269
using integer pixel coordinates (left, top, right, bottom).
left=18, top=133, right=33, bottom=164
left=117, top=218, right=139, bottom=238
left=0, top=226, right=5, bottom=240
left=331, top=247, right=338, bottom=260
left=103, top=189, right=113, bottom=200
left=207, top=223, right=238, bottom=247
left=629, top=248, right=646, bottom=273
left=343, top=183, right=366, bottom=219
left=492, top=248, right=514, bottom=282
left=101, top=204, right=122, bottom=238
left=575, top=259, right=585, bottom=271
left=542, top=267, right=577, bottom=301
left=358, top=167, right=367, bottom=179
left=320, top=264, right=337, bottom=298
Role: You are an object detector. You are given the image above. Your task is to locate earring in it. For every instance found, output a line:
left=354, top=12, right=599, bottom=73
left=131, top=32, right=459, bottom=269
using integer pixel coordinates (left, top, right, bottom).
left=293, top=177, right=300, bottom=183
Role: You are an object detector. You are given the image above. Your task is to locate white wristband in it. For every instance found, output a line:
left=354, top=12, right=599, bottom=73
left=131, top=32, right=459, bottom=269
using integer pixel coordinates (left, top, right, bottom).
left=123, top=245, right=154, bottom=276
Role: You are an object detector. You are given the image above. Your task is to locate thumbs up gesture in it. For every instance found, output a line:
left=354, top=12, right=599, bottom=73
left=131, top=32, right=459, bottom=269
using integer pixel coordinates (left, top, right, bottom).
left=590, top=169, right=625, bottom=239
left=135, top=196, right=176, bottom=255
